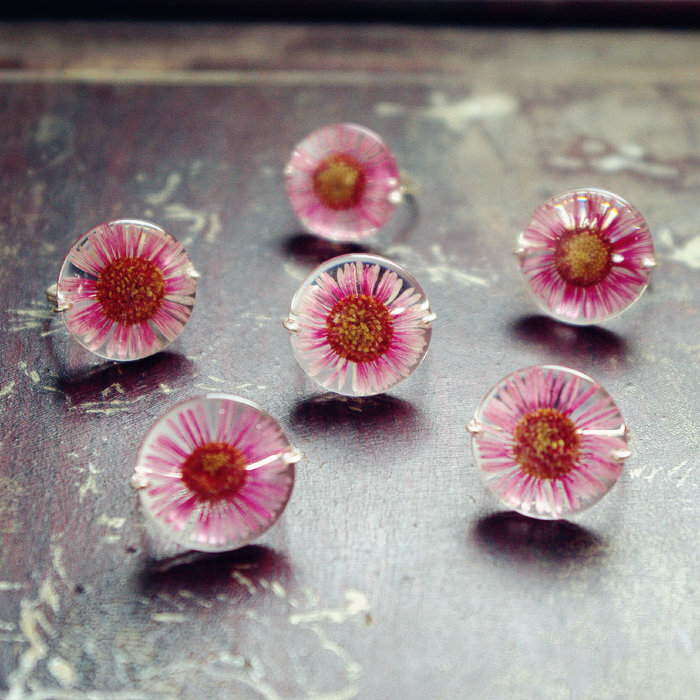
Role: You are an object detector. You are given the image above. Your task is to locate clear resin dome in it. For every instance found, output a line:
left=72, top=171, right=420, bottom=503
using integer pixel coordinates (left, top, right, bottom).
left=56, top=219, right=197, bottom=360
left=285, top=123, right=401, bottom=241
left=132, top=394, right=299, bottom=552
left=285, top=254, right=435, bottom=396
left=517, top=189, right=656, bottom=325
left=469, top=365, right=630, bottom=519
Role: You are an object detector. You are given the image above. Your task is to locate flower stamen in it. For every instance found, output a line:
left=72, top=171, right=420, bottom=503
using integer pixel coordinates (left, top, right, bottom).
left=96, top=256, right=165, bottom=325
left=312, top=154, right=366, bottom=210
left=326, top=293, right=394, bottom=364
left=180, top=442, right=248, bottom=502
left=554, top=228, right=612, bottom=287
left=512, top=407, right=581, bottom=480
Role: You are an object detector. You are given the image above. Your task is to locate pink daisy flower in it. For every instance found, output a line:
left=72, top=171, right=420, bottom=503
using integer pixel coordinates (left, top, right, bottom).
left=285, top=254, right=435, bottom=396
left=285, top=123, right=402, bottom=241
left=132, top=394, right=299, bottom=552
left=517, top=189, right=656, bottom=325
left=468, top=365, right=631, bottom=519
left=56, top=219, right=197, bottom=361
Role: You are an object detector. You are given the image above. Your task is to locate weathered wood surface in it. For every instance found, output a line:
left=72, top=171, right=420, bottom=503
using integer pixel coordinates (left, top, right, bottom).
left=0, top=22, right=698, bottom=699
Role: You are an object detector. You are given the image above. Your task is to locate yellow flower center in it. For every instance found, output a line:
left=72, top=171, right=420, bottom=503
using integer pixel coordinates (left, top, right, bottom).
left=96, top=256, right=165, bottom=325
left=313, top=154, right=366, bottom=210
left=180, top=442, right=248, bottom=502
left=554, top=228, right=612, bottom=287
left=326, top=293, right=394, bottom=363
left=512, top=407, right=581, bottom=480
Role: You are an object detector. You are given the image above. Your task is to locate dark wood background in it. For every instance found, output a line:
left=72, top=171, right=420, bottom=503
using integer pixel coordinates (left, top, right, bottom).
left=0, top=21, right=698, bottom=699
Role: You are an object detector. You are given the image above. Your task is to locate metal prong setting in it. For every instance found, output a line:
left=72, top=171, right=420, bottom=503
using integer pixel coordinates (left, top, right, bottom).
left=388, top=172, right=419, bottom=205
left=131, top=447, right=303, bottom=492
left=467, top=419, right=483, bottom=434
left=45, top=283, right=71, bottom=313
left=130, top=474, right=150, bottom=490
left=399, top=172, right=419, bottom=199
left=421, top=311, right=437, bottom=327
left=611, top=447, right=633, bottom=462
left=283, top=318, right=300, bottom=334
left=283, top=447, right=304, bottom=465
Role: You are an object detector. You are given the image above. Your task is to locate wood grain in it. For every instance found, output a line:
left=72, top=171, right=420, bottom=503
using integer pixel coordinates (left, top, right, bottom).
left=0, top=22, right=698, bottom=699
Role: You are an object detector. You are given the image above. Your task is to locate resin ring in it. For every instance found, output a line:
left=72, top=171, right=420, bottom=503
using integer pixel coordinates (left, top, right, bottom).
left=48, top=219, right=198, bottom=361
left=516, top=189, right=656, bottom=325
left=468, top=365, right=631, bottom=520
left=285, top=123, right=405, bottom=242
left=131, top=394, right=301, bottom=552
left=284, top=254, right=435, bottom=396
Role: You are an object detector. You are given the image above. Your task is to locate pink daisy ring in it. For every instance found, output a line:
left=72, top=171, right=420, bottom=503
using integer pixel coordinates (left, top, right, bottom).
left=516, top=189, right=656, bottom=325
left=132, top=394, right=300, bottom=552
left=285, top=123, right=403, bottom=241
left=53, top=219, right=198, bottom=361
left=468, top=365, right=631, bottom=520
left=284, top=254, right=435, bottom=397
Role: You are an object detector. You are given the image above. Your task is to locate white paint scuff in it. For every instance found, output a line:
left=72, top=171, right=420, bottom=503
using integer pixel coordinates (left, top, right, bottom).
left=548, top=141, right=680, bottom=181
left=0, top=581, right=25, bottom=591
left=163, top=203, right=222, bottom=242
left=51, top=543, right=70, bottom=585
left=289, top=590, right=370, bottom=626
left=74, top=395, right=145, bottom=416
left=98, top=515, right=126, bottom=529
left=151, top=612, right=188, bottom=624
left=658, top=228, right=700, bottom=269
left=0, top=381, right=15, bottom=399
left=47, top=656, right=76, bottom=687
left=309, top=624, right=362, bottom=681
left=384, top=243, right=490, bottom=288
left=10, top=307, right=53, bottom=332
left=231, top=571, right=257, bottom=596
left=39, top=580, right=59, bottom=613
left=376, top=91, right=519, bottom=131
left=18, top=361, right=40, bottom=383
left=76, top=463, right=100, bottom=503
left=6, top=573, right=62, bottom=700
left=145, top=172, right=182, bottom=205
left=100, top=382, right=124, bottom=397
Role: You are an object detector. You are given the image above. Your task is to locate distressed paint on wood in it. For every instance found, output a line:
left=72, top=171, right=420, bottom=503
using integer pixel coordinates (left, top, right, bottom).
left=0, top=23, right=698, bottom=699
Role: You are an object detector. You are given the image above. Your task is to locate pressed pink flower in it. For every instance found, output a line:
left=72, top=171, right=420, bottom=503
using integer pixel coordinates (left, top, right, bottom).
left=133, top=394, right=299, bottom=552
left=285, top=123, right=401, bottom=241
left=469, top=365, right=630, bottom=519
left=56, top=220, right=197, bottom=361
left=285, top=254, right=434, bottom=396
left=517, top=189, right=656, bottom=325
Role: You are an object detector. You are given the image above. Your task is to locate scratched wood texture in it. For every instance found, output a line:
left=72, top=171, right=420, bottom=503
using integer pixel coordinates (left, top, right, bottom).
left=0, top=22, right=698, bottom=700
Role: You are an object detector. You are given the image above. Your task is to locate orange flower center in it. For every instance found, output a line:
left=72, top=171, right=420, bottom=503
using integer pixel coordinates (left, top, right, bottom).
left=180, top=442, right=248, bottom=502
left=512, top=407, right=581, bottom=480
left=95, top=256, right=166, bottom=325
left=326, top=293, right=394, bottom=364
left=312, top=154, right=366, bottom=210
left=554, top=228, right=612, bottom=287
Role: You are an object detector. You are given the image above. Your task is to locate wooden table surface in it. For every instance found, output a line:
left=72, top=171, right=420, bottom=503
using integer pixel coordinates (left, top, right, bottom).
left=0, top=21, right=698, bottom=700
